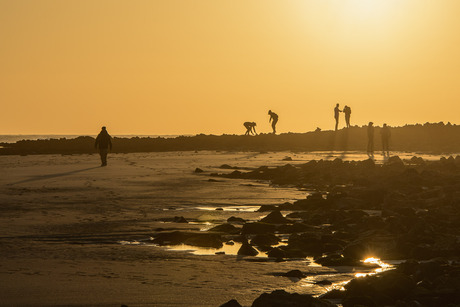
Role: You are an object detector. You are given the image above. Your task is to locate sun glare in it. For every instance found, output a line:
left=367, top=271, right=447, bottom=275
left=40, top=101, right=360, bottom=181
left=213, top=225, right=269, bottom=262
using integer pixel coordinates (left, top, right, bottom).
left=345, top=0, right=393, bottom=19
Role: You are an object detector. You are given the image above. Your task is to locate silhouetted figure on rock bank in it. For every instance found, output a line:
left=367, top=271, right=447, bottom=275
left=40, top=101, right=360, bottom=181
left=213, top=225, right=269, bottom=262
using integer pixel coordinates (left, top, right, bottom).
left=381, top=123, right=391, bottom=156
left=367, top=122, right=374, bottom=157
left=268, top=110, right=278, bottom=134
left=243, top=122, right=257, bottom=135
left=343, top=105, right=352, bottom=128
left=95, top=126, right=112, bottom=166
left=334, top=103, right=342, bottom=131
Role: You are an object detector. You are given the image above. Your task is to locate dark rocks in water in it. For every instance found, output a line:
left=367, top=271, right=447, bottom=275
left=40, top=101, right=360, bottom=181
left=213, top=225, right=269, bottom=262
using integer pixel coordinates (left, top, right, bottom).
left=342, top=242, right=370, bottom=260
left=219, top=299, right=242, bottom=307
left=194, top=168, right=204, bottom=173
left=237, top=240, right=259, bottom=256
left=260, top=210, right=291, bottom=224
left=277, top=222, right=313, bottom=234
left=287, top=232, right=324, bottom=255
left=183, top=233, right=223, bottom=249
left=281, top=269, right=305, bottom=279
left=227, top=216, right=246, bottom=223
left=250, top=234, right=280, bottom=247
left=152, top=231, right=191, bottom=246
left=342, top=296, right=377, bottom=307
left=208, top=223, right=240, bottom=234
left=153, top=231, right=224, bottom=248
left=257, top=204, right=278, bottom=212
left=173, top=216, right=188, bottom=223
left=344, top=270, right=417, bottom=306
left=315, top=279, right=333, bottom=286
left=241, top=222, right=276, bottom=234
left=267, top=247, right=286, bottom=259
left=251, top=290, right=336, bottom=307
left=315, top=254, right=362, bottom=267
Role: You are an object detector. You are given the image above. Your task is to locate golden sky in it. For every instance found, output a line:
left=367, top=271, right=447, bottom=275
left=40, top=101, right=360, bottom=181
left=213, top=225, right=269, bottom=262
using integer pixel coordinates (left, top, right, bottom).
left=1, top=0, right=460, bottom=135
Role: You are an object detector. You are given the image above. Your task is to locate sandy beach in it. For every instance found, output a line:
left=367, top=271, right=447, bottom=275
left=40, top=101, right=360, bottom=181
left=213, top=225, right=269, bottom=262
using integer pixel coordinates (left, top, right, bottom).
left=0, top=151, right=335, bottom=306
left=2, top=151, right=459, bottom=306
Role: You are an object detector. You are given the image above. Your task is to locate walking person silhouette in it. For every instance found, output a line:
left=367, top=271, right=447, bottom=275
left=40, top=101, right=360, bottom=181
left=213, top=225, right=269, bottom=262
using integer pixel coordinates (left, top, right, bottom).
left=367, top=122, right=374, bottom=157
left=381, top=123, right=391, bottom=156
left=343, top=105, right=352, bottom=128
left=244, top=122, right=257, bottom=135
left=268, top=110, right=278, bottom=134
left=334, top=104, right=342, bottom=131
left=95, top=126, right=112, bottom=166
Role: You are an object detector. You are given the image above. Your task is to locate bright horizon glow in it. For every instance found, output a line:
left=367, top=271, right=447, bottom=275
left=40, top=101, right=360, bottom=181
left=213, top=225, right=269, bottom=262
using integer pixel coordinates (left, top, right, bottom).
left=1, top=0, right=460, bottom=135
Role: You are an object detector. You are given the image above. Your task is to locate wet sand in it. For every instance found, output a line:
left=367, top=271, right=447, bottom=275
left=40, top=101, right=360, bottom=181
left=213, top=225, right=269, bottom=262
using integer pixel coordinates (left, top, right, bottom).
left=2, top=151, right=457, bottom=306
left=0, top=151, right=329, bottom=306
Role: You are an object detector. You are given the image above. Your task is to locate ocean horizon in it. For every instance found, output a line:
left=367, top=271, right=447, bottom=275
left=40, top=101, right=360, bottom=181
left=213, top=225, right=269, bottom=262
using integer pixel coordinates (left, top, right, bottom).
left=0, top=134, right=190, bottom=143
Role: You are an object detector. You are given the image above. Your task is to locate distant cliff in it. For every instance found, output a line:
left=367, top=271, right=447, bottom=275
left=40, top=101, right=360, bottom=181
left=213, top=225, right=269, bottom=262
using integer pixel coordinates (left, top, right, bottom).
left=1, top=122, right=459, bottom=155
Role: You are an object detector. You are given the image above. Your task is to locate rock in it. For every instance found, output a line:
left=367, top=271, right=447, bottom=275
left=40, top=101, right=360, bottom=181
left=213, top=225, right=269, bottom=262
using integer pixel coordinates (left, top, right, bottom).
left=250, top=234, right=280, bottom=247
left=257, top=204, right=278, bottom=212
left=227, top=216, right=246, bottom=223
left=260, top=210, right=291, bottom=224
left=194, top=168, right=204, bottom=173
left=183, top=233, right=223, bottom=248
left=267, top=247, right=286, bottom=259
left=251, top=290, right=335, bottom=307
left=219, top=299, right=242, bottom=307
left=152, top=231, right=190, bottom=245
left=315, top=279, right=333, bottom=286
left=282, top=270, right=305, bottom=279
left=173, top=216, right=188, bottom=223
left=315, top=254, right=361, bottom=267
left=343, top=242, right=370, bottom=260
left=208, top=223, right=240, bottom=234
left=237, top=240, right=259, bottom=256
left=241, top=222, right=276, bottom=234
left=282, top=156, right=293, bottom=161
left=342, top=296, right=377, bottom=307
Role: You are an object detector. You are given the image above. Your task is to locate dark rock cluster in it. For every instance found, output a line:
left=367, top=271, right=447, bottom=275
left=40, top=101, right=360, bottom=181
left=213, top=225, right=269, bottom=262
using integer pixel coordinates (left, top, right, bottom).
left=212, top=156, right=460, bottom=306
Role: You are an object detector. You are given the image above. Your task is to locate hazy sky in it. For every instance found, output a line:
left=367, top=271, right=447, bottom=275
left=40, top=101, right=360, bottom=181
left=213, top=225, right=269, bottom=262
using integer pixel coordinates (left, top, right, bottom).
left=1, top=0, right=460, bottom=135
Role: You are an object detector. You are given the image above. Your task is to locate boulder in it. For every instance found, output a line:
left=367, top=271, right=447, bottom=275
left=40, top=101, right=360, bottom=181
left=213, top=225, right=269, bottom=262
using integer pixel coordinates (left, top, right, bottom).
left=208, top=223, right=240, bottom=234
left=237, top=241, right=259, bottom=257
left=251, top=290, right=335, bottom=307
left=250, top=234, right=280, bottom=247
left=227, top=216, right=246, bottom=223
left=241, top=222, right=276, bottom=234
left=183, top=233, right=223, bottom=248
left=219, top=299, right=242, bottom=307
left=260, top=210, right=290, bottom=224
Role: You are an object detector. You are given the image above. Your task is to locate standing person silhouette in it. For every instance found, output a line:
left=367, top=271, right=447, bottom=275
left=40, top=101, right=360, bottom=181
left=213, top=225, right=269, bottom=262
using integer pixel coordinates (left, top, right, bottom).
left=244, top=122, right=257, bottom=135
left=334, top=103, right=342, bottom=131
left=95, top=126, right=112, bottom=166
left=381, top=123, right=391, bottom=156
left=343, top=105, right=352, bottom=128
left=367, top=122, right=374, bottom=157
left=268, top=110, right=278, bottom=134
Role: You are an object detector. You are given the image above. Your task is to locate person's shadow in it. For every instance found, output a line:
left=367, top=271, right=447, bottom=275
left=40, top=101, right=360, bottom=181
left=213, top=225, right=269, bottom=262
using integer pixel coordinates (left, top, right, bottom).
left=8, top=166, right=100, bottom=185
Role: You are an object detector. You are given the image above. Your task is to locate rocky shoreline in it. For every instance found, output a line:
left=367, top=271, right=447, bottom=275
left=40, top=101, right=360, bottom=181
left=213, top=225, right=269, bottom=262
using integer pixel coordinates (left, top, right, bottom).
left=2, top=122, right=460, bottom=155
left=155, top=156, right=460, bottom=306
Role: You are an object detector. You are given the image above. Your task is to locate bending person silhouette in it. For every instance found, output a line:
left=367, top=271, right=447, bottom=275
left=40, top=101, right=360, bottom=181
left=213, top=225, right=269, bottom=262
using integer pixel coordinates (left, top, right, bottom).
left=95, top=126, right=112, bottom=166
left=381, top=123, right=391, bottom=156
left=343, top=105, right=351, bottom=128
left=244, top=122, right=257, bottom=135
left=268, top=110, right=278, bottom=134
left=334, top=103, right=342, bottom=131
left=367, top=122, right=374, bottom=157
